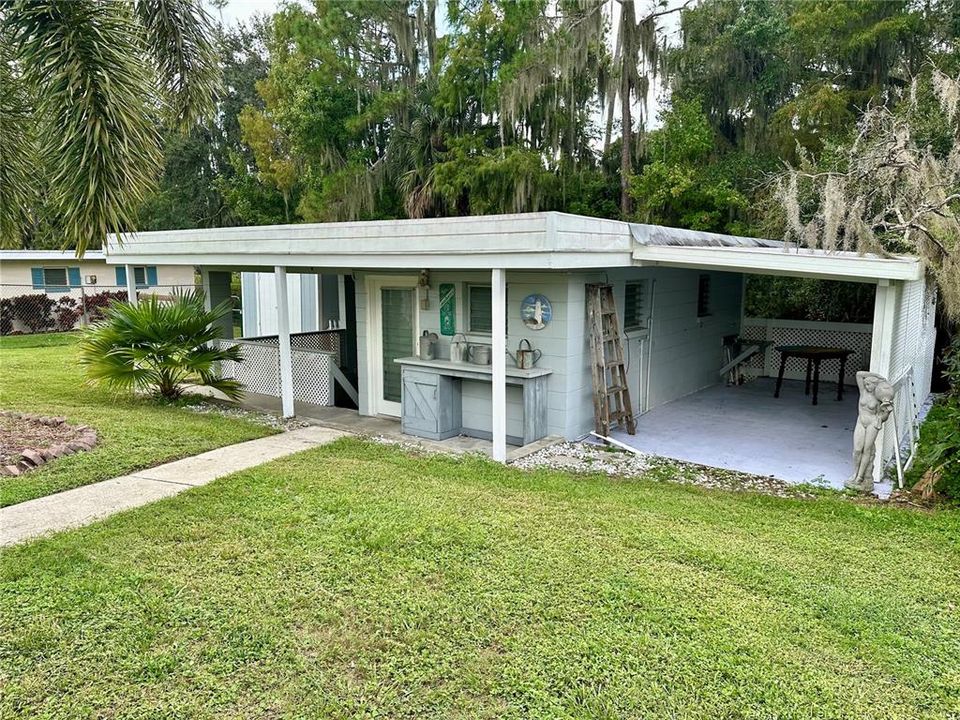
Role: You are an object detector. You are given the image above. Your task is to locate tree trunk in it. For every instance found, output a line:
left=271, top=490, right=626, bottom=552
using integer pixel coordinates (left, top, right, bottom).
left=620, top=73, right=633, bottom=217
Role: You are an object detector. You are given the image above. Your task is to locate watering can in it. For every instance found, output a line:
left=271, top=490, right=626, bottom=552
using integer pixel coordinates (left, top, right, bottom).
left=467, top=344, right=492, bottom=365
left=419, top=330, right=438, bottom=360
left=507, top=339, right=542, bottom=369
left=449, top=333, right=468, bottom=363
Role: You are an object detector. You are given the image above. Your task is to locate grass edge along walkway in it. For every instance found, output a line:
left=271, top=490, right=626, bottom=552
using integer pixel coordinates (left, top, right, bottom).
left=1, top=438, right=958, bottom=719
left=0, top=426, right=346, bottom=546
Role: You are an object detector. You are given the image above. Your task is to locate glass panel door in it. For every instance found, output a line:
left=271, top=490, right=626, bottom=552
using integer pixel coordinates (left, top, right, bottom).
left=380, top=287, right=415, bottom=404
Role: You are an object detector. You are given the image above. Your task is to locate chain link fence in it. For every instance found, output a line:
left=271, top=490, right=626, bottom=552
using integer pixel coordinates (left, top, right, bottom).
left=1, top=284, right=200, bottom=336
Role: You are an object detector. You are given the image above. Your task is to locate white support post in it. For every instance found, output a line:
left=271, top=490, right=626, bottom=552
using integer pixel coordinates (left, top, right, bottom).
left=491, top=268, right=507, bottom=462
left=125, top=264, right=138, bottom=306
left=869, top=279, right=898, bottom=486
left=275, top=266, right=295, bottom=418
left=869, top=280, right=896, bottom=379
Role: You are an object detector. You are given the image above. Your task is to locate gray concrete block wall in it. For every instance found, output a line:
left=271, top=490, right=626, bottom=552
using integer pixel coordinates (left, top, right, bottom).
left=354, top=269, right=574, bottom=442
left=418, top=270, right=574, bottom=440
left=504, top=271, right=572, bottom=440
left=565, top=267, right=744, bottom=439
left=353, top=266, right=743, bottom=444
left=643, top=269, right=742, bottom=408
left=562, top=273, right=607, bottom=440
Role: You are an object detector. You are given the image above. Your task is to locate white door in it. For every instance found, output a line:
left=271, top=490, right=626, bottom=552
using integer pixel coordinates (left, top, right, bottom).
left=367, top=275, right=419, bottom=416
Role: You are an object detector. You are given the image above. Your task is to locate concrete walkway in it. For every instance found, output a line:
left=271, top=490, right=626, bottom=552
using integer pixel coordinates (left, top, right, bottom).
left=1, top=426, right=346, bottom=547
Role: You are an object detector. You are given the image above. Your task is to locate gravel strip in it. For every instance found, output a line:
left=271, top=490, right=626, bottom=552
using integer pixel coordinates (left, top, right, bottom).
left=514, top=441, right=822, bottom=499
left=180, top=402, right=310, bottom=431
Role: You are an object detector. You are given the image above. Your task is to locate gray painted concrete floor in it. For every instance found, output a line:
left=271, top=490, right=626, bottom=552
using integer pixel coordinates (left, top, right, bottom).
left=1, top=426, right=346, bottom=547
left=608, top=378, right=863, bottom=490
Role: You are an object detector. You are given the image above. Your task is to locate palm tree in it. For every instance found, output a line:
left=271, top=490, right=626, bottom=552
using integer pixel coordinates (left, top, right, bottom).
left=0, top=0, right=219, bottom=255
left=78, top=291, right=244, bottom=401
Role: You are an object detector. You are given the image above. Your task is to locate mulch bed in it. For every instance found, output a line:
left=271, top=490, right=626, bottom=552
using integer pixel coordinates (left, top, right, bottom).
left=0, top=410, right=98, bottom=476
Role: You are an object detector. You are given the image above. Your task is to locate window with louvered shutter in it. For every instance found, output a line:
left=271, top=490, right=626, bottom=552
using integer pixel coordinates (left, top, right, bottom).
left=42, top=268, right=67, bottom=287
left=467, top=284, right=492, bottom=334
left=624, top=281, right=647, bottom=331
left=697, top=274, right=711, bottom=317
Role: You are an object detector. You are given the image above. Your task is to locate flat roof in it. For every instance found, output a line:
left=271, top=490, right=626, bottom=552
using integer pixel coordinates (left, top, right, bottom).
left=104, top=211, right=923, bottom=281
left=631, top=244, right=923, bottom=282
left=0, top=249, right=105, bottom=261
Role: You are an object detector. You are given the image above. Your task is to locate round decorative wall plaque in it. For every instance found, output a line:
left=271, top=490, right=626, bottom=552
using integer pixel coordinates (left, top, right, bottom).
left=520, top=293, right=552, bottom=330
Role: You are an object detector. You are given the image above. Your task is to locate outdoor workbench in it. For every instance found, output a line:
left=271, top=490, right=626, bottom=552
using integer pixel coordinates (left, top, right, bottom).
left=773, top=345, right=854, bottom=405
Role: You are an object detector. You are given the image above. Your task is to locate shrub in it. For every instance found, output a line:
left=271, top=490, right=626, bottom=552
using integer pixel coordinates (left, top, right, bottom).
left=0, top=299, right=12, bottom=335
left=10, top=293, right=54, bottom=333
left=78, top=291, right=244, bottom=401
left=53, top=296, right=82, bottom=330
left=941, top=333, right=960, bottom=397
left=909, top=399, right=960, bottom=500
left=910, top=339, right=960, bottom=500
left=82, top=290, right=128, bottom=322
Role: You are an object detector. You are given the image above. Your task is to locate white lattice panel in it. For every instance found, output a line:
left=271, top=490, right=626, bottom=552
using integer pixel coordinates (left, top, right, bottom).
left=881, top=370, right=918, bottom=466
left=218, top=340, right=335, bottom=407
left=292, top=349, right=336, bottom=406
left=881, top=278, right=937, bottom=464
left=242, top=331, right=342, bottom=366
left=740, top=319, right=873, bottom=382
left=221, top=341, right=280, bottom=396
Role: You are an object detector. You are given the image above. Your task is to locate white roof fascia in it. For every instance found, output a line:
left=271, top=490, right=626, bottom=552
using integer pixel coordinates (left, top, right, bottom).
left=0, top=250, right=105, bottom=261
left=104, top=212, right=636, bottom=270
left=101, top=251, right=635, bottom=271
left=632, top=245, right=922, bottom=282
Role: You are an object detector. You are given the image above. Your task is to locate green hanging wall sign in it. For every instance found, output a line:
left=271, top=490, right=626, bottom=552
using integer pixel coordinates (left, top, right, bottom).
left=439, top=283, right=456, bottom=335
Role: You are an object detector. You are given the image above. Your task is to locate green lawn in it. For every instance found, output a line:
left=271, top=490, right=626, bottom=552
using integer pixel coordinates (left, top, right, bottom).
left=0, top=333, right=276, bottom=507
left=2, top=439, right=958, bottom=719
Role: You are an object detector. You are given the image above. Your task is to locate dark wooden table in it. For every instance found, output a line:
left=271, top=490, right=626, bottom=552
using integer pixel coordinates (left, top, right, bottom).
left=773, top=345, right=854, bottom=405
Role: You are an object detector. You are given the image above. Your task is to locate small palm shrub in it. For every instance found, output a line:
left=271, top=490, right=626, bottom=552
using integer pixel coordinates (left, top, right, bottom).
left=78, top=291, right=243, bottom=401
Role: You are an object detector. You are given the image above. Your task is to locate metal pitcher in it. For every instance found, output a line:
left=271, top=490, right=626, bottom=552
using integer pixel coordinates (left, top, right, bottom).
left=449, top=333, right=468, bottom=363
left=467, top=344, right=491, bottom=365
left=419, top=330, right=438, bottom=360
left=507, top=338, right=542, bottom=369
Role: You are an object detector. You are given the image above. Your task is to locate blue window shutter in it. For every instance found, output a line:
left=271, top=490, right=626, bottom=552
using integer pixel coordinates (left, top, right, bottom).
left=146, top=266, right=158, bottom=286
left=68, top=267, right=81, bottom=287
left=31, top=267, right=44, bottom=289
left=115, top=267, right=127, bottom=287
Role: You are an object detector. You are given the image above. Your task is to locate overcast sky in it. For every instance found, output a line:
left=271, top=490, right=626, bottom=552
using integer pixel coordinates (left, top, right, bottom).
left=214, top=0, right=283, bottom=25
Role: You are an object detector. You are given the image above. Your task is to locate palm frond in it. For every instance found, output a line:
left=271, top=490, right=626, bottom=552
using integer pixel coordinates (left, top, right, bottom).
left=0, top=28, right=37, bottom=248
left=134, top=0, right=220, bottom=129
left=3, top=0, right=163, bottom=256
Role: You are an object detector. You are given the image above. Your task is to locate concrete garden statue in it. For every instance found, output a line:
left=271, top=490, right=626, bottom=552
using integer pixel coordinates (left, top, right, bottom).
left=847, top=371, right=895, bottom=493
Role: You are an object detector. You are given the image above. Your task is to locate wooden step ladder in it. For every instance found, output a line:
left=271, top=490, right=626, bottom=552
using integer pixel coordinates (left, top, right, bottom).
left=586, top=284, right=636, bottom=436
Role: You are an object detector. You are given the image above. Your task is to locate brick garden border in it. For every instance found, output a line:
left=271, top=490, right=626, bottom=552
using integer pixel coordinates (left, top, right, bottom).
left=0, top=410, right=98, bottom=477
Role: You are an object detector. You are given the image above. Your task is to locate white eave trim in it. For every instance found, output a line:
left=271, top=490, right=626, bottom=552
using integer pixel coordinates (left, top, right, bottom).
left=632, top=245, right=923, bottom=282
left=0, top=250, right=105, bottom=261
left=101, top=251, right=636, bottom=270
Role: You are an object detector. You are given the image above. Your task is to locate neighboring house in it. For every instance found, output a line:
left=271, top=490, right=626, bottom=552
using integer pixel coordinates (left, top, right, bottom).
left=105, top=212, right=936, bottom=491
left=0, top=250, right=196, bottom=333
left=0, top=250, right=195, bottom=298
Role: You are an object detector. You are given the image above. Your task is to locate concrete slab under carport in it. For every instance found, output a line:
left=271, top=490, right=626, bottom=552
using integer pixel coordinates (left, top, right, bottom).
left=607, top=377, right=864, bottom=490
